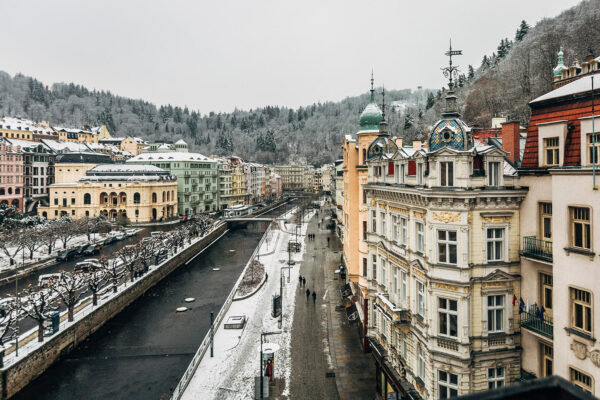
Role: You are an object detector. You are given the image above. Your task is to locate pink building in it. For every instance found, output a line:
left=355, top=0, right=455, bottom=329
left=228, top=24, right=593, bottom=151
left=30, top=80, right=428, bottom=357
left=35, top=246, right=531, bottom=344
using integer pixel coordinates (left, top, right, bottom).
left=0, top=140, right=24, bottom=210
left=270, top=173, right=282, bottom=198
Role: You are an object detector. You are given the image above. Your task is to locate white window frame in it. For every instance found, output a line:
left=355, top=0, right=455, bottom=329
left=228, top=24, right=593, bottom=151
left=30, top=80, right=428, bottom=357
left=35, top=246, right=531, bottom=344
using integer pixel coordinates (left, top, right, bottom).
left=381, top=258, right=387, bottom=287
left=440, top=161, right=454, bottom=187
left=371, top=210, right=377, bottom=233
left=488, top=367, right=505, bottom=389
left=401, top=270, right=408, bottom=307
left=416, top=221, right=425, bottom=253
left=371, top=254, right=377, bottom=280
left=393, top=266, right=398, bottom=297
left=417, top=163, right=424, bottom=185
left=392, top=215, right=399, bottom=241
left=438, top=297, right=458, bottom=338
left=437, top=229, right=458, bottom=265
left=488, top=161, right=501, bottom=186
left=400, top=217, right=408, bottom=245
left=439, top=370, right=459, bottom=398
left=487, top=294, right=505, bottom=333
left=417, top=280, right=426, bottom=317
left=417, top=344, right=425, bottom=380
left=380, top=211, right=386, bottom=237
left=486, top=227, right=505, bottom=262
left=400, top=164, right=406, bottom=184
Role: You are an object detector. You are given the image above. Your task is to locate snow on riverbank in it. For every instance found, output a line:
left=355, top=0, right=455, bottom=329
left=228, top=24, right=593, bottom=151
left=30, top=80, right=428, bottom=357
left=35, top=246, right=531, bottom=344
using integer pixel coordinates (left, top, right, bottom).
left=180, top=211, right=315, bottom=400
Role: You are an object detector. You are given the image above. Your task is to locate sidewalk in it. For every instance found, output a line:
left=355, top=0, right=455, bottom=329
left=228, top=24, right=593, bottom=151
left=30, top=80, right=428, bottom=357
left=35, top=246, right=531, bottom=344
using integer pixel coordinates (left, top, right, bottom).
left=288, top=205, right=373, bottom=400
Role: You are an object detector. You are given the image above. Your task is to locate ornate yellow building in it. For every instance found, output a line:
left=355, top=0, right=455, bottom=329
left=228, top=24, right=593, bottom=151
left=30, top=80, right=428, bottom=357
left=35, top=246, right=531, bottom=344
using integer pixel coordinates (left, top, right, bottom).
left=363, top=83, right=527, bottom=399
left=39, top=164, right=178, bottom=223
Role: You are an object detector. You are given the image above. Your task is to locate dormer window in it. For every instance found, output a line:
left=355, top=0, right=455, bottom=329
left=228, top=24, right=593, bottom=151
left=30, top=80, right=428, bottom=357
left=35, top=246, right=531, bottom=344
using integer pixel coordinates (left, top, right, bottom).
left=441, top=128, right=454, bottom=144
left=488, top=162, right=501, bottom=186
left=543, top=137, right=560, bottom=166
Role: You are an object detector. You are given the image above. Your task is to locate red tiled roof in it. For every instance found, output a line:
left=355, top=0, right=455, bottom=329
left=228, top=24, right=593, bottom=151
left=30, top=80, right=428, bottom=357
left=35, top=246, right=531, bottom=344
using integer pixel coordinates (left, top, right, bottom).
left=522, top=98, right=596, bottom=168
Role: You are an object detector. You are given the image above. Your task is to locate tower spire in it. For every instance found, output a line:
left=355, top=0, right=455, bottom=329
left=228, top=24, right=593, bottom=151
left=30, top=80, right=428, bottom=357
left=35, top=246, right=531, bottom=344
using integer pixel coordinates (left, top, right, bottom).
left=370, top=69, right=375, bottom=102
left=378, top=86, right=389, bottom=137
left=441, top=39, right=462, bottom=118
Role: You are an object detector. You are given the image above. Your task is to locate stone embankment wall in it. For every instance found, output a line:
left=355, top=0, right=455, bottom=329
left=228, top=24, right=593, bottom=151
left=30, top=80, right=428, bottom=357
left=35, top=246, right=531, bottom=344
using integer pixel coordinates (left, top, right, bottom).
left=1, top=223, right=228, bottom=400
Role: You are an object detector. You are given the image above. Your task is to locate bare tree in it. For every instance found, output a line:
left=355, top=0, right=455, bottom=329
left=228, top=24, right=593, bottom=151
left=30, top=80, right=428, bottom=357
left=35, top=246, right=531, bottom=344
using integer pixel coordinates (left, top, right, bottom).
left=20, top=286, right=54, bottom=342
left=54, top=271, right=86, bottom=322
left=21, top=227, right=43, bottom=260
left=118, top=245, right=141, bottom=282
left=0, top=230, right=24, bottom=266
left=55, top=218, right=80, bottom=249
left=0, top=299, right=16, bottom=344
left=39, top=223, right=59, bottom=255
left=98, top=255, right=121, bottom=293
left=85, top=267, right=106, bottom=306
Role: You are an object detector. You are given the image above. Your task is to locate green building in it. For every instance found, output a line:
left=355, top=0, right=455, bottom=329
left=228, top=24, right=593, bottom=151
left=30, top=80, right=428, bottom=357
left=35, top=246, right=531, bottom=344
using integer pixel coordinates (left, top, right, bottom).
left=127, top=140, right=218, bottom=214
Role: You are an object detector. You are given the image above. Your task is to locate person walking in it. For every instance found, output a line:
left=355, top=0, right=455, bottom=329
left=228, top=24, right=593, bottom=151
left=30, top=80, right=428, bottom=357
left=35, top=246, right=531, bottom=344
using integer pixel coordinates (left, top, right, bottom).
left=327, top=237, right=330, bottom=247
left=312, top=291, right=317, bottom=304
left=299, top=275, right=303, bottom=285
left=306, top=288, right=310, bottom=301
left=302, top=277, right=306, bottom=287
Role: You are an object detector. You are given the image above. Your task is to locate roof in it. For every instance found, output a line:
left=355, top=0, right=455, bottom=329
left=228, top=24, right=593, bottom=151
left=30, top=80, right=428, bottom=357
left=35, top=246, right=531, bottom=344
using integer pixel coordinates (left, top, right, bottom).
left=55, top=152, right=113, bottom=164
left=80, top=163, right=174, bottom=182
left=4, top=138, right=51, bottom=152
left=88, top=164, right=165, bottom=173
left=127, top=151, right=215, bottom=163
left=531, top=72, right=600, bottom=104
left=41, top=139, right=92, bottom=153
left=0, top=117, right=55, bottom=135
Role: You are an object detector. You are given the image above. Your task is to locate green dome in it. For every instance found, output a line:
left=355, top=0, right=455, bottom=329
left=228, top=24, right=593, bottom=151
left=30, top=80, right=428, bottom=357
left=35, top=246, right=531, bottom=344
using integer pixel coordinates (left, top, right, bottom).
left=359, top=96, right=382, bottom=132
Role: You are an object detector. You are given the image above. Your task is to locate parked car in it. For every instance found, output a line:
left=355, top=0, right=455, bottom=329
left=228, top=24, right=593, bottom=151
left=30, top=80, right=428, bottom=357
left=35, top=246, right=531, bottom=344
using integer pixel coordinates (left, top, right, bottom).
left=115, top=232, right=127, bottom=241
left=56, top=249, right=78, bottom=262
left=82, top=244, right=101, bottom=256
left=103, top=236, right=116, bottom=245
left=125, top=229, right=138, bottom=237
left=74, top=259, right=101, bottom=273
left=74, top=244, right=89, bottom=255
left=38, top=273, right=61, bottom=287
left=150, top=231, right=164, bottom=238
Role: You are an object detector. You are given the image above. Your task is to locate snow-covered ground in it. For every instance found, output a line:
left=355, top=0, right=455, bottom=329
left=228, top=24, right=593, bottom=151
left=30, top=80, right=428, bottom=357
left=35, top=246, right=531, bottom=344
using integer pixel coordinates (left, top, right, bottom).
left=179, top=211, right=315, bottom=400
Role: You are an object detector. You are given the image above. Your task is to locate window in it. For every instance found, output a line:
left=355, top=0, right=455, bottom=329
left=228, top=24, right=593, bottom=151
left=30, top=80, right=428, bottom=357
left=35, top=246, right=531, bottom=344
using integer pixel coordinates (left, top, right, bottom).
left=488, top=367, right=505, bottom=389
left=570, top=368, right=593, bottom=394
left=380, top=212, right=386, bottom=236
left=371, top=210, right=377, bottom=233
left=487, top=295, right=504, bottom=333
left=588, top=133, right=600, bottom=165
left=417, top=163, right=424, bottom=185
left=570, top=288, right=592, bottom=334
left=393, top=267, right=398, bottom=296
left=540, top=203, right=552, bottom=241
left=388, top=161, right=394, bottom=175
left=363, top=258, right=367, bottom=277
left=62, top=198, right=67, bottom=207
left=400, top=164, right=406, bottom=183
left=381, top=259, right=387, bottom=286
left=71, top=198, right=75, bottom=205
left=408, top=160, right=416, bottom=176
left=438, top=298, right=458, bottom=337
left=401, top=217, right=408, bottom=245
left=541, top=273, right=553, bottom=317
left=417, top=344, right=425, bottom=380
left=401, top=271, right=408, bottom=306
left=134, top=192, right=141, bottom=204
left=438, top=230, right=457, bottom=264
left=570, top=207, right=591, bottom=250
left=488, top=162, right=500, bottom=186
left=438, top=370, right=458, bottom=398
left=543, top=137, right=559, bottom=166
left=54, top=198, right=58, bottom=206
left=541, top=343, right=553, bottom=377
left=363, top=220, right=368, bottom=240
left=486, top=228, right=504, bottom=262
left=440, top=162, right=454, bottom=186
left=363, top=189, right=367, bottom=204
left=392, top=215, right=398, bottom=241
left=372, top=255, right=377, bottom=280
left=416, top=222, right=424, bottom=253
left=417, top=281, right=426, bottom=317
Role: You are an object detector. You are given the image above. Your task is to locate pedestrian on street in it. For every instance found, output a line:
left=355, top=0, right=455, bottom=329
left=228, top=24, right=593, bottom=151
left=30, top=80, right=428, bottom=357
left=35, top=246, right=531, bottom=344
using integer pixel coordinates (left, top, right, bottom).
left=327, top=237, right=330, bottom=247
left=302, top=277, right=306, bottom=287
left=306, top=288, right=310, bottom=300
left=312, top=291, right=317, bottom=303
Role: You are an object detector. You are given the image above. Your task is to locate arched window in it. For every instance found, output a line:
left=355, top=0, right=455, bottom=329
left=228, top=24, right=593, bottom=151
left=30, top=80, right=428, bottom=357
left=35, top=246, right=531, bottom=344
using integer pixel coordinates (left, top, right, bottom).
left=134, top=192, right=141, bottom=204
left=8, top=188, right=12, bottom=195
left=0, top=188, right=4, bottom=195
left=83, top=193, right=91, bottom=205
left=167, top=191, right=170, bottom=201
left=152, top=192, right=157, bottom=203
left=162, top=191, right=166, bottom=202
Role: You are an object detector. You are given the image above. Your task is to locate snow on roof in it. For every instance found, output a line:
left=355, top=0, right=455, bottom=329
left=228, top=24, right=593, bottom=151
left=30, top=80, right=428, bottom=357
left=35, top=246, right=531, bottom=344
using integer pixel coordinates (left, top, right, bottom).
left=89, top=164, right=166, bottom=173
left=40, top=139, right=92, bottom=153
left=0, top=117, right=55, bottom=135
left=531, top=72, right=600, bottom=104
left=175, top=139, right=187, bottom=145
left=127, top=151, right=215, bottom=163
left=504, top=160, right=517, bottom=176
left=4, top=138, right=51, bottom=151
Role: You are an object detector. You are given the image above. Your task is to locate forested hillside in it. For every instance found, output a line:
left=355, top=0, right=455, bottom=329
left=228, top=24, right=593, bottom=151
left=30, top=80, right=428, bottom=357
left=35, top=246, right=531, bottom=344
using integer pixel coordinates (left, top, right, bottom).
left=0, top=71, right=430, bottom=165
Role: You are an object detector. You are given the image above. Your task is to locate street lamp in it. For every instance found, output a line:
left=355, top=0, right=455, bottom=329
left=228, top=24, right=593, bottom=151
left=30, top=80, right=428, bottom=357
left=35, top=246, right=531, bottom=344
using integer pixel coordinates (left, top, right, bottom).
left=260, top=331, right=282, bottom=399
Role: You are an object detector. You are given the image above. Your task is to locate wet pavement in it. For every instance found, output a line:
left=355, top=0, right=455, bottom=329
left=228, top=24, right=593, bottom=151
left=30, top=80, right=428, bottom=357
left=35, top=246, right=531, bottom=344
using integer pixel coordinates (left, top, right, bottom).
left=12, top=201, right=296, bottom=400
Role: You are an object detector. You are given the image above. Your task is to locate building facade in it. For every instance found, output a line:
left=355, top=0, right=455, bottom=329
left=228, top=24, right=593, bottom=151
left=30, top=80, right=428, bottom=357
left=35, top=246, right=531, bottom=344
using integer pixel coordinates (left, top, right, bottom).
left=38, top=164, right=177, bottom=223
left=0, top=139, right=24, bottom=210
left=519, top=73, right=600, bottom=395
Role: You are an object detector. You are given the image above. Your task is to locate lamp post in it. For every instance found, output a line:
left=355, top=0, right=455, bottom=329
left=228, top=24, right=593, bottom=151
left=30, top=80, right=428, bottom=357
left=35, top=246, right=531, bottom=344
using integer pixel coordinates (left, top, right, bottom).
left=260, top=331, right=282, bottom=399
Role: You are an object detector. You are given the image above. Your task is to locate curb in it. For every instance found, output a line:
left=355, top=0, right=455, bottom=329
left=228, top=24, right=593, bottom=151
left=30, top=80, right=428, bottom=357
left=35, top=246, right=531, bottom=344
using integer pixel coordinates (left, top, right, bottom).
left=233, top=274, right=268, bottom=301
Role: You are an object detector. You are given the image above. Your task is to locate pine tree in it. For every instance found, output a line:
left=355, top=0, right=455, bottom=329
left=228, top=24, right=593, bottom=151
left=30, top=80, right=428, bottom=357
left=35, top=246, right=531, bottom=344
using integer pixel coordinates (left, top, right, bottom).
left=468, top=65, right=475, bottom=80
left=481, top=55, right=490, bottom=70
left=515, top=20, right=530, bottom=42
left=425, top=93, right=435, bottom=110
left=457, top=74, right=466, bottom=88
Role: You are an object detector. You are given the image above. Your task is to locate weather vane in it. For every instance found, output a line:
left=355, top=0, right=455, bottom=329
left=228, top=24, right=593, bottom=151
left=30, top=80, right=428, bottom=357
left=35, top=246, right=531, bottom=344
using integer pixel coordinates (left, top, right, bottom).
left=442, top=39, right=462, bottom=89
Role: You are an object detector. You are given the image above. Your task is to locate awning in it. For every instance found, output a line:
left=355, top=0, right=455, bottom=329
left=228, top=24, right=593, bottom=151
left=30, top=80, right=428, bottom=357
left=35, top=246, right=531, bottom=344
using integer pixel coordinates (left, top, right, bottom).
left=346, top=304, right=359, bottom=324
left=340, top=283, right=352, bottom=299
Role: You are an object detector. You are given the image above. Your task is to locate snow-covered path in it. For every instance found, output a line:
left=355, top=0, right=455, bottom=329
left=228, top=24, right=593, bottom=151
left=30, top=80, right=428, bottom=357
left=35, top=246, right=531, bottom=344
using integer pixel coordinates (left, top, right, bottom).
left=180, top=211, right=314, bottom=400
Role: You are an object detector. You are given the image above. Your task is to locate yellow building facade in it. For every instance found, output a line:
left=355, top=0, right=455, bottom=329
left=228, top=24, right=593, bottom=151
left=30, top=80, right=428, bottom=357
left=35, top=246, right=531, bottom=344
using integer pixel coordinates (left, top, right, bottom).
left=230, top=165, right=247, bottom=205
left=39, top=164, right=177, bottom=223
left=54, top=153, right=114, bottom=184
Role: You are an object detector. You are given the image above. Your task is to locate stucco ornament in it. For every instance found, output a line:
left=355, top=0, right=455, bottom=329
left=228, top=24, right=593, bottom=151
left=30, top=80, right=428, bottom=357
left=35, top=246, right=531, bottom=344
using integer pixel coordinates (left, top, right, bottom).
left=432, top=211, right=460, bottom=223
left=571, top=341, right=588, bottom=360
left=589, top=350, right=600, bottom=368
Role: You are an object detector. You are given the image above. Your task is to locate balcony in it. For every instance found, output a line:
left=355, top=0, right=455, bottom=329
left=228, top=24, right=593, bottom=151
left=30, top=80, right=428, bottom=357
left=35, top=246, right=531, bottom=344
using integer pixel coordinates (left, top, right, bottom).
left=520, top=304, right=553, bottom=339
left=521, top=236, right=552, bottom=263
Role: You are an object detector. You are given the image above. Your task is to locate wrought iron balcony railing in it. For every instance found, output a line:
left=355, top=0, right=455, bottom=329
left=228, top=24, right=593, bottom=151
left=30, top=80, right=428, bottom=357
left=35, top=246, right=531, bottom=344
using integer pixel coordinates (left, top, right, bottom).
left=521, top=236, right=552, bottom=262
left=520, top=304, right=553, bottom=339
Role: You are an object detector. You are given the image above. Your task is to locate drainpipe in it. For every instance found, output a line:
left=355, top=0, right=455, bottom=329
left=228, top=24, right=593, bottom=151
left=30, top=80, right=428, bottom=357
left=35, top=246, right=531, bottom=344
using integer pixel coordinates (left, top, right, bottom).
left=593, top=76, right=597, bottom=190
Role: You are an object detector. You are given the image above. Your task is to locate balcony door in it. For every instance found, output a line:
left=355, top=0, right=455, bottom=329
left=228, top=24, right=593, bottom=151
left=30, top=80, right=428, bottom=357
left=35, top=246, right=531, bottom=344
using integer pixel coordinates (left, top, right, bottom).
left=540, top=273, right=553, bottom=318
left=539, top=202, right=552, bottom=244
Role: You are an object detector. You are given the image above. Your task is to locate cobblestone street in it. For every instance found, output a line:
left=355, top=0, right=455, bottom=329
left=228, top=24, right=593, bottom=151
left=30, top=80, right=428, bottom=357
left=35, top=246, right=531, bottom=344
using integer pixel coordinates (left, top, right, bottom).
left=289, top=203, right=373, bottom=400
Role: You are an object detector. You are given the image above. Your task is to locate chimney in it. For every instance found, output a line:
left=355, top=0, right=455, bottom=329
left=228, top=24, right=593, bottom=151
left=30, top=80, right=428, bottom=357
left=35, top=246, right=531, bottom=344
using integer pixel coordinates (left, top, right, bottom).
left=394, top=137, right=403, bottom=148
left=412, top=140, right=422, bottom=150
left=501, top=121, right=521, bottom=163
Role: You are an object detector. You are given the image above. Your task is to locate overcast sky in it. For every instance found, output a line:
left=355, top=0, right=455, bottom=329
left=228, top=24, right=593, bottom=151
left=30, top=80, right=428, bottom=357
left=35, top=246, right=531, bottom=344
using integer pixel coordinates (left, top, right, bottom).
left=0, top=0, right=581, bottom=113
